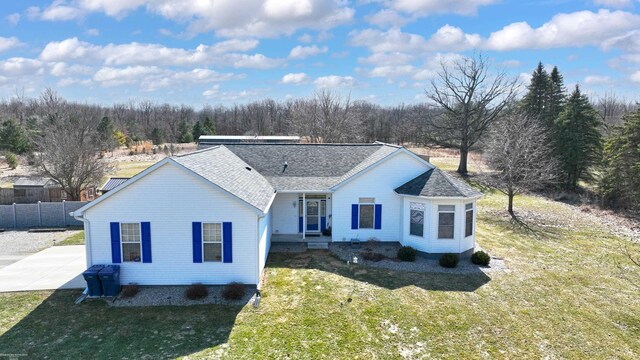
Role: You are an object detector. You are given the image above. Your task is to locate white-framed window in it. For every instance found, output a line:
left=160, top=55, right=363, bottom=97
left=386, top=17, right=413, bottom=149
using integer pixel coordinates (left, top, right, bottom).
left=358, top=198, right=375, bottom=229
left=203, top=223, right=222, bottom=262
left=465, top=203, right=474, bottom=237
left=409, top=202, right=425, bottom=237
left=121, top=223, right=141, bottom=262
left=438, top=205, right=455, bottom=239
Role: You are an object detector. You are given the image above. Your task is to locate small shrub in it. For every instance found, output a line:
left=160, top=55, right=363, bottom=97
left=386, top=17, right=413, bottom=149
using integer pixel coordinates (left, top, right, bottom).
left=185, top=284, right=209, bottom=300
left=121, top=284, right=140, bottom=298
left=397, top=246, right=417, bottom=262
left=222, top=282, right=246, bottom=300
left=439, top=253, right=459, bottom=268
left=471, top=251, right=491, bottom=266
left=5, top=152, right=18, bottom=169
left=361, top=251, right=386, bottom=262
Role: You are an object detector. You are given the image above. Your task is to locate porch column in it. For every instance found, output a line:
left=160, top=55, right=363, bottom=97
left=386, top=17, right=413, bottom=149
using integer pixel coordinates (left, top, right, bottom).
left=302, top=192, right=306, bottom=240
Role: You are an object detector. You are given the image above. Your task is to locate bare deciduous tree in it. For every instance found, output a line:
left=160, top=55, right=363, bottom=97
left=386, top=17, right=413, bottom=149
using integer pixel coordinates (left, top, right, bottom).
left=483, top=111, right=557, bottom=219
left=425, top=53, right=519, bottom=175
left=36, top=94, right=113, bottom=200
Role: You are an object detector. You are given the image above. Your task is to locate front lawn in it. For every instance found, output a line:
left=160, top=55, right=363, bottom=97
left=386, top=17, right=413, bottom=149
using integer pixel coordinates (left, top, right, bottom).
left=1, top=190, right=639, bottom=358
left=54, top=231, right=84, bottom=246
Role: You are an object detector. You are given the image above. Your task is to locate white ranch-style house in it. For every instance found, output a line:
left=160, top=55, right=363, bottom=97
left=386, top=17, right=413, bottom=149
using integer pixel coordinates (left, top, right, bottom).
left=72, top=143, right=482, bottom=286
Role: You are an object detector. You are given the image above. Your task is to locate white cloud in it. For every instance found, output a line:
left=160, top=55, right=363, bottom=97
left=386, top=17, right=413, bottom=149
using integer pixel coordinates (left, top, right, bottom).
left=630, top=71, right=640, bottom=83
left=426, top=25, right=481, bottom=51
left=584, top=75, right=612, bottom=85
left=6, top=13, right=20, bottom=26
left=602, top=30, right=640, bottom=52
left=39, top=37, right=282, bottom=69
left=85, top=28, right=100, bottom=36
left=31, top=0, right=354, bottom=38
left=366, top=9, right=411, bottom=28
left=289, top=45, right=328, bottom=59
left=314, top=75, right=356, bottom=88
left=0, top=58, right=45, bottom=76
left=281, top=72, right=310, bottom=84
left=485, top=10, right=640, bottom=50
left=358, top=52, right=416, bottom=66
left=391, top=0, right=498, bottom=16
left=350, top=26, right=481, bottom=54
left=203, top=84, right=221, bottom=97
left=0, top=37, right=20, bottom=53
left=349, top=28, right=428, bottom=53
left=93, top=66, right=240, bottom=90
left=593, top=0, right=634, bottom=8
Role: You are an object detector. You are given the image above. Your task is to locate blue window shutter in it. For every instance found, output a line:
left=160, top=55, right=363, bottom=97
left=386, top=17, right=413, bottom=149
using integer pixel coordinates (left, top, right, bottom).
left=321, top=200, right=326, bottom=231
left=298, top=216, right=303, bottom=233
left=141, top=222, right=152, bottom=263
left=374, top=204, right=382, bottom=229
left=192, top=222, right=202, bottom=263
left=110, top=222, right=121, bottom=264
left=223, top=222, right=232, bottom=263
left=351, top=204, right=359, bottom=229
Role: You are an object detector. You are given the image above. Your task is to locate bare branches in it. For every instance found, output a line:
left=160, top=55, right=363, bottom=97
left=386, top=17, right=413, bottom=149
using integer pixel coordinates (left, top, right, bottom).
left=425, top=53, right=520, bottom=174
left=483, top=110, right=557, bottom=218
left=35, top=97, right=113, bottom=200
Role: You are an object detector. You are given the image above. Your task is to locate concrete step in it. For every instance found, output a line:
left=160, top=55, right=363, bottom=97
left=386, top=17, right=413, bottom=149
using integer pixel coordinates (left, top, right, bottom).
left=307, top=242, right=329, bottom=250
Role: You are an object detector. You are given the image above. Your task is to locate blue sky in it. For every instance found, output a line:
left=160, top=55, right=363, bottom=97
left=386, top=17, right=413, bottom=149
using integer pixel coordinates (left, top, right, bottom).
left=0, top=0, right=639, bottom=107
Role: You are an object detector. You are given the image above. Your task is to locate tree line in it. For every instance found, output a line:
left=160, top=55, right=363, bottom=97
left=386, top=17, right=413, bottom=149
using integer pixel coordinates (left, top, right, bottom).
left=0, top=56, right=638, bottom=211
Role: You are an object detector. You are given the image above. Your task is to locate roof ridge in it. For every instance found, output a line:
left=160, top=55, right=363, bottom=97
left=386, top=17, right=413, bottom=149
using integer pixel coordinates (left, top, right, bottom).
left=223, top=142, right=384, bottom=147
left=435, top=168, right=466, bottom=197
left=174, top=145, right=222, bottom=157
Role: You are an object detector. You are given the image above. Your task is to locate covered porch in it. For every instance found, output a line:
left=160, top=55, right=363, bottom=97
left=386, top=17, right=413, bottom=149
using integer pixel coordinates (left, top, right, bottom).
left=270, top=192, right=332, bottom=241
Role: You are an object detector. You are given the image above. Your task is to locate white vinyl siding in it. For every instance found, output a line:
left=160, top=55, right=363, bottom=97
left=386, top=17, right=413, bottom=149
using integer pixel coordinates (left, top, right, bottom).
left=332, top=151, right=430, bottom=242
left=84, top=162, right=260, bottom=285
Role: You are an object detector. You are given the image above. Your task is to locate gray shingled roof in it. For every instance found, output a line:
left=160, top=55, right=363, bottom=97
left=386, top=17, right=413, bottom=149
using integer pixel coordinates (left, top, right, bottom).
left=13, top=177, right=58, bottom=187
left=100, top=177, right=129, bottom=192
left=224, top=143, right=401, bottom=191
left=173, top=146, right=275, bottom=212
left=394, top=169, right=482, bottom=198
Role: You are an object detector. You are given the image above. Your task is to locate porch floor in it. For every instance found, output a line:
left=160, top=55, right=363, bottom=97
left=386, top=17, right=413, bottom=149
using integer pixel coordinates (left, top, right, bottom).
left=272, top=234, right=332, bottom=243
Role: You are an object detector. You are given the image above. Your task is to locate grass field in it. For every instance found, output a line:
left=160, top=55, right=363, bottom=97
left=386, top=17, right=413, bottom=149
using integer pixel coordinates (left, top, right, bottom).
left=54, top=231, right=84, bottom=246
left=1, top=160, right=639, bottom=358
left=111, top=161, right=156, bottom=178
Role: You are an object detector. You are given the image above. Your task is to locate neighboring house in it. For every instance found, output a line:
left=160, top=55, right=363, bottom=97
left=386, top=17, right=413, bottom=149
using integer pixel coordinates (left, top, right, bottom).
left=99, top=177, right=130, bottom=195
left=71, top=143, right=481, bottom=286
left=198, top=135, right=300, bottom=148
left=4, top=177, right=96, bottom=204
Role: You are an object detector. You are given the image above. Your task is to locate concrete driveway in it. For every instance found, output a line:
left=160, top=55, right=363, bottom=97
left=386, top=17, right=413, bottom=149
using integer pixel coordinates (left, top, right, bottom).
left=0, top=245, right=86, bottom=292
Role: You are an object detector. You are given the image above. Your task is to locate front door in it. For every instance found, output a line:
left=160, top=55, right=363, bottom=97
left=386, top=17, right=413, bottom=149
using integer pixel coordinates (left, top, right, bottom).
left=306, top=200, right=320, bottom=232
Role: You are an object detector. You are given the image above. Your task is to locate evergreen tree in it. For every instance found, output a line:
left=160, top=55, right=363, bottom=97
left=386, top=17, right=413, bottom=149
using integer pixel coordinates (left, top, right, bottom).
left=96, top=116, right=117, bottom=151
left=150, top=127, right=165, bottom=145
left=202, top=116, right=216, bottom=135
left=521, top=62, right=550, bottom=124
left=177, top=120, right=194, bottom=143
left=546, top=66, right=567, bottom=128
left=191, top=121, right=203, bottom=143
left=0, top=119, right=31, bottom=154
left=600, top=108, right=640, bottom=209
left=554, top=85, right=602, bottom=189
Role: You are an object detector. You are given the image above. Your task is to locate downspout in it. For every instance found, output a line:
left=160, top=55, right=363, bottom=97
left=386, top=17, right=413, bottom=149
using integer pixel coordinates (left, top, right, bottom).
left=71, top=212, right=92, bottom=268
left=256, top=212, right=266, bottom=290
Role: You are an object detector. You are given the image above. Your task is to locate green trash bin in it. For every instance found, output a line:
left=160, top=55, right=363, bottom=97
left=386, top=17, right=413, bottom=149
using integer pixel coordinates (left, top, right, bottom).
left=82, top=265, right=105, bottom=297
left=98, top=265, right=121, bottom=297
